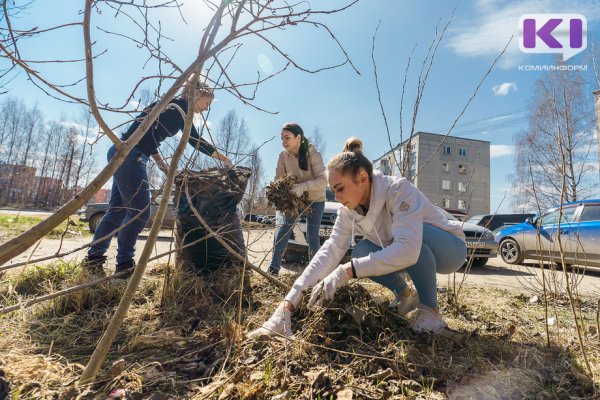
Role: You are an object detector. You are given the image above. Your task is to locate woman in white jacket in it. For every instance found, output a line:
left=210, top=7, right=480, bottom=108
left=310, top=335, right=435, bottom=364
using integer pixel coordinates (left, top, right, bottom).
left=250, top=138, right=467, bottom=335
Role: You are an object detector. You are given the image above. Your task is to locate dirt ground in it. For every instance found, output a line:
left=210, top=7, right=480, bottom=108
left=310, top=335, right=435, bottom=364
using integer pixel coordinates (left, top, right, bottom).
left=4, top=226, right=600, bottom=299
left=1, top=222, right=599, bottom=399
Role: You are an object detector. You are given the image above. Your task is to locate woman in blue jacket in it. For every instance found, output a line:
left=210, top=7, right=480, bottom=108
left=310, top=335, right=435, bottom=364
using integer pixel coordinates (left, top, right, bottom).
left=83, top=80, right=230, bottom=277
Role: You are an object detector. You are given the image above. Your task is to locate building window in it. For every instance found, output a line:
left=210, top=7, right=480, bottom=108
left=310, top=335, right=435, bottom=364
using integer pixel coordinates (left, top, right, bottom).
left=442, top=179, right=451, bottom=190
left=380, top=159, right=391, bottom=175
left=459, top=147, right=467, bottom=157
left=443, top=198, right=450, bottom=208
left=442, top=162, right=450, bottom=172
left=458, top=199, right=466, bottom=210
left=458, top=164, right=467, bottom=174
left=458, top=182, right=466, bottom=192
left=443, top=145, right=451, bottom=155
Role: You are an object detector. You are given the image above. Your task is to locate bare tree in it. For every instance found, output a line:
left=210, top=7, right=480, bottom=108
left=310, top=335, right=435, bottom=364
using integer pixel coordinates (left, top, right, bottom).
left=510, top=63, right=597, bottom=212
left=0, top=0, right=360, bottom=267
left=215, top=109, right=249, bottom=164
left=73, top=109, right=97, bottom=191
left=309, top=126, right=327, bottom=156
left=212, top=109, right=266, bottom=212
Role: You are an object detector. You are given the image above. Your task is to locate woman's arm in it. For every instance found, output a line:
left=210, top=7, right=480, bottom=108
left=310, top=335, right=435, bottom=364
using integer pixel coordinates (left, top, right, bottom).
left=295, top=148, right=327, bottom=192
left=275, top=153, right=286, bottom=179
left=352, top=181, right=424, bottom=277
left=283, top=207, right=354, bottom=308
left=151, top=153, right=170, bottom=174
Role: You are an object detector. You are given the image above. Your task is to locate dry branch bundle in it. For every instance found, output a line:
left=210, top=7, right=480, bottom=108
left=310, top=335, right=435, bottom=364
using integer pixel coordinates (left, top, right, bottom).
left=265, top=175, right=311, bottom=217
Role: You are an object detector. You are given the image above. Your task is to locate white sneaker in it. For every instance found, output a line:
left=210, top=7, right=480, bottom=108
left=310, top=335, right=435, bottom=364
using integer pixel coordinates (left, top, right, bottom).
left=410, top=304, right=447, bottom=333
left=247, top=303, right=293, bottom=339
left=389, top=287, right=419, bottom=317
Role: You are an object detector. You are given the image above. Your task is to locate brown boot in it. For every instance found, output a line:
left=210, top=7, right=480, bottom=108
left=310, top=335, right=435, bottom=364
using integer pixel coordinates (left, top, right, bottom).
left=82, top=255, right=107, bottom=278
left=115, top=259, right=136, bottom=279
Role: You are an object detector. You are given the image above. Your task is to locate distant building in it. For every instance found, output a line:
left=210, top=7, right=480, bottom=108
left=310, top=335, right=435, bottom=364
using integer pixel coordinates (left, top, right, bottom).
left=0, top=163, right=37, bottom=205
left=35, top=176, right=64, bottom=208
left=92, top=188, right=112, bottom=203
left=372, top=132, right=490, bottom=217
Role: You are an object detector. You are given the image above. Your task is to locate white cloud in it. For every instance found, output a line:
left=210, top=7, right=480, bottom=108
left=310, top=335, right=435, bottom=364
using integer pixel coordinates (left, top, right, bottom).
left=490, top=144, right=513, bottom=158
left=448, top=0, right=600, bottom=67
left=492, top=82, right=517, bottom=96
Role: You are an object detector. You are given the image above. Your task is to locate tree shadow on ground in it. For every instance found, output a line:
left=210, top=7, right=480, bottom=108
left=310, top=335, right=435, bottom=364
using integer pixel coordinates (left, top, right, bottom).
left=460, top=264, right=536, bottom=277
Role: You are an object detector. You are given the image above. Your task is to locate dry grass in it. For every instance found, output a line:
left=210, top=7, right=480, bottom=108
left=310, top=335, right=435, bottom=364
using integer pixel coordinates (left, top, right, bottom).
left=0, top=213, right=91, bottom=242
left=0, top=261, right=598, bottom=399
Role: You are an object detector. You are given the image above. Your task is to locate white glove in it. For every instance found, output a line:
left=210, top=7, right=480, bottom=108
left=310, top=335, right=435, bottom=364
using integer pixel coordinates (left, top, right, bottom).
left=308, top=264, right=351, bottom=309
left=247, top=303, right=293, bottom=339
left=291, top=184, right=305, bottom=197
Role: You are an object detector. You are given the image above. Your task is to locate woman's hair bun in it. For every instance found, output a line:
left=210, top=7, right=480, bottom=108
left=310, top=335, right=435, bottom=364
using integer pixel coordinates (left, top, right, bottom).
left=343, top=137, right=363, bottom=154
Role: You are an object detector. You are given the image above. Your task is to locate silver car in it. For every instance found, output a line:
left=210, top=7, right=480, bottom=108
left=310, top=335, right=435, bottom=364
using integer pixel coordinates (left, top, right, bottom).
left=81, top=200, right=176, bottom=233
left=496, top=200, right=600, bottom=267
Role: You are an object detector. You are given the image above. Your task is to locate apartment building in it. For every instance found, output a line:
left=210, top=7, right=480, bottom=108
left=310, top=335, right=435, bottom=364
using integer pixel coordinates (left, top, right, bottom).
left=372, top=132, right=490, bottom=217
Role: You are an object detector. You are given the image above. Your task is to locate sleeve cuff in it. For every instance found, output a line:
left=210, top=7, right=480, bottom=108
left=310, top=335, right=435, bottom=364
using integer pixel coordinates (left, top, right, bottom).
left=284, top=285, right=304, bottom=308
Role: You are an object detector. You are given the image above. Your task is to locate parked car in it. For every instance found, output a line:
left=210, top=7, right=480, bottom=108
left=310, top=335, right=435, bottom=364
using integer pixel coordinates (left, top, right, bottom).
left=285, top=188, right=349, bottom=262
left=284, top=189, right=497, bottom=267
left=436, top=207, right=498, bottom=267
left=81, top=200, right=176, bottom=233
left=261, top=215, right=276, bottom=225
left=495, top=200, right=600, bottom=267
left=243, top=213, right=263, bottom=223
left=467, top=213, right=536, bottom=233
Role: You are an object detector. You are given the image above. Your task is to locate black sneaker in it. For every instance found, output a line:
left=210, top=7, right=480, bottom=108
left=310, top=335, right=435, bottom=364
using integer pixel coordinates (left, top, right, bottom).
left=267, top=266, right=279, bottom=276
left=82, top=255, right=107, bottom=277
left=115, top=260, right=136, bottom=279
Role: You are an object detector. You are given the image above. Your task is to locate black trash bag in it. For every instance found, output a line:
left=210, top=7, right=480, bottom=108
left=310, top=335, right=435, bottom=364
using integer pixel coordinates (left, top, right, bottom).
left=0, top=369, right=9, bottom=400
left=175, top=167, right=251, bottom=274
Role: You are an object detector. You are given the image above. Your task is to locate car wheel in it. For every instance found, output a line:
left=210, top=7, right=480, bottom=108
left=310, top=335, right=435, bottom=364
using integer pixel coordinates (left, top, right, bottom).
left=469, top=257, right=489, bottom=267
left=89, top=212, right=105, bottom=233
left=499, top=238, right=524, bottom=265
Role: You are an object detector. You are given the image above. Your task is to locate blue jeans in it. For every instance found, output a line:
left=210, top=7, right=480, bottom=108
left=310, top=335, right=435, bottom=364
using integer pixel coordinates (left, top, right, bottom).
left=88, top=145, right=151, bottom=264
left=269, top=201, right=325, bottom=272
left=351, top=223, right=467, bottom=308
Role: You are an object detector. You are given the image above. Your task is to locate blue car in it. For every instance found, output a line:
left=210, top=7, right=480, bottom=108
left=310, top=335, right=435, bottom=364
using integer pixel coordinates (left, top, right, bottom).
left=495, top=200, right=600, bottom=268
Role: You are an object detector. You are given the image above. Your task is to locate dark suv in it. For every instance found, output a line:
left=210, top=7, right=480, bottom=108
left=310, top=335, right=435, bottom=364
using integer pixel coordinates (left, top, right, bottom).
left=467, top=213, right=535, bottom=233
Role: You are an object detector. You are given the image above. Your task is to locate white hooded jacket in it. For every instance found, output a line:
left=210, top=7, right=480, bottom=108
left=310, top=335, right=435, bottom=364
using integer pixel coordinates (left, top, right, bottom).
left=285, top=170, right=465, bottom=307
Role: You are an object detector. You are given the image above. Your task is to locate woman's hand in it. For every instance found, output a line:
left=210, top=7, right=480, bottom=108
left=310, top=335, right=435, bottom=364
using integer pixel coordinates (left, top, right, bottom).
left=247, top=302, right=294, bottom=339
left=291, top=184, right=305, bottom=197
left=151, top=153, right=170, bottom=175
left=212, top=151, right=233, bottom=166
left=308, top=262, right=353, bottom=308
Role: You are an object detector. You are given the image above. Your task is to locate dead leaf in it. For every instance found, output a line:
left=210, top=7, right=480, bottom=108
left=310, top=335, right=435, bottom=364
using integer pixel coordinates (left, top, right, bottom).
left=336, top=388, right=353, bottom=400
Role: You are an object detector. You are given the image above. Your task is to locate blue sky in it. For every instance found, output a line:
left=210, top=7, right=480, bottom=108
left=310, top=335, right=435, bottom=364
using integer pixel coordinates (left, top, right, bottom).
left=3, top=0, right=600, bottom=213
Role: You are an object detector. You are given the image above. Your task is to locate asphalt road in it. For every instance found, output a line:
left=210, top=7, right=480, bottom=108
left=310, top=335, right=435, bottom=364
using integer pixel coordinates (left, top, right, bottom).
left=0, top=209, right=55, bottom=217
left=2, top=227, right=599, bottom=298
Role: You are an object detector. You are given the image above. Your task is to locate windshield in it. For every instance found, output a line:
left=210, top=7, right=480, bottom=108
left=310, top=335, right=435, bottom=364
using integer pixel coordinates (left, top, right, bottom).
left=467, top=216, right=482, bottom=224
left=435, top=206, right=457, bottom=221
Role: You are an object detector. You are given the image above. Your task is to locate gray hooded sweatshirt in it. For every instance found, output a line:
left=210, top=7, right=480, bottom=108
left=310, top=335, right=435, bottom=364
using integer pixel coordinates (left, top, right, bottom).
left=285, top=170, right=465, bottom=306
